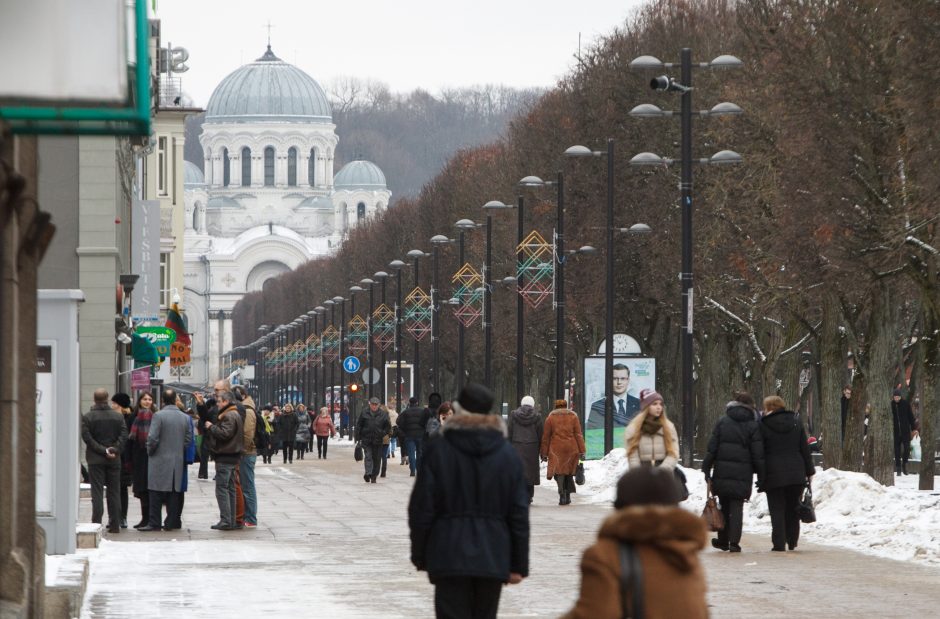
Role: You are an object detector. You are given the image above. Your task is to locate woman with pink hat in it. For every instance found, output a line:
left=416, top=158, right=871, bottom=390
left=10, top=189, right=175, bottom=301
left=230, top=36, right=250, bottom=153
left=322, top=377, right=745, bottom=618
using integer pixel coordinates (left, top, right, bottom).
left=624, top=389, right=679, bottom=471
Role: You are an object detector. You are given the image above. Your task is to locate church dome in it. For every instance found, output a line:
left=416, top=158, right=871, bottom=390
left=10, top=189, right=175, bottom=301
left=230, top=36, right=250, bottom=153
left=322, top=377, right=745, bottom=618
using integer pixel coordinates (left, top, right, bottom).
left=205, top=46, right=332, bottom=123
left=333, top=160, right=387, bottom=190
left=183, top=160, right=205, bottom=186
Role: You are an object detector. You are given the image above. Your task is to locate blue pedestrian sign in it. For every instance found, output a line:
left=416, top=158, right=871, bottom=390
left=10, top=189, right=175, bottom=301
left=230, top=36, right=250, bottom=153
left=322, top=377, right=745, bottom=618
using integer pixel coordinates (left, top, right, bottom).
left=342, top=356, right=361, bottom=373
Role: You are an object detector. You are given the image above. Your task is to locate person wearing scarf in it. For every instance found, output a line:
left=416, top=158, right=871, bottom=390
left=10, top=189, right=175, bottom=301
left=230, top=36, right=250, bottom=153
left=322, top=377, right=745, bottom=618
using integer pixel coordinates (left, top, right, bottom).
left=128, top=392, right=155, bottom=528
left=625, top=390, right=679, bottom=471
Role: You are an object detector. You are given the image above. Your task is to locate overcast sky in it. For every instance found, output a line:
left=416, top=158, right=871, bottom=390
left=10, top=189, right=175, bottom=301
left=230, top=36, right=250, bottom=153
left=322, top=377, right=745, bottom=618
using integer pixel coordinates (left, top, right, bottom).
left=154, top=0, right=648, bottom=107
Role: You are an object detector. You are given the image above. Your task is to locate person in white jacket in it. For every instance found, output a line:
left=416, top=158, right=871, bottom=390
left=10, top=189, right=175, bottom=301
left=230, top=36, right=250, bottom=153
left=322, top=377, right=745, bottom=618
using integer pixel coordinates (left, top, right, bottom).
left=624, top=389, right=679, bottom=471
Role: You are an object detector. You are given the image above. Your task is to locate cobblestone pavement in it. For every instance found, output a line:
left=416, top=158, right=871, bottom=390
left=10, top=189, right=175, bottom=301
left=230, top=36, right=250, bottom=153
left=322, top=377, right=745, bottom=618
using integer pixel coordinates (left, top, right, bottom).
left=80, top=442, right=940, bottom=618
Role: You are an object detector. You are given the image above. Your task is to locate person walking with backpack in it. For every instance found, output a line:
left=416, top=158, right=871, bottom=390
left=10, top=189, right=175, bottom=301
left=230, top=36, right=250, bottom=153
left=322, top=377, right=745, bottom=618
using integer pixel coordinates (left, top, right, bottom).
left=313, top=406, right=336, bottom=459
left=561, top=467, right=708, bottom=619
left=760, top=395, right=815, bottom=552
left=701, top=392, right=765, bottom=552
left=409, top=384, right=529, bottom=619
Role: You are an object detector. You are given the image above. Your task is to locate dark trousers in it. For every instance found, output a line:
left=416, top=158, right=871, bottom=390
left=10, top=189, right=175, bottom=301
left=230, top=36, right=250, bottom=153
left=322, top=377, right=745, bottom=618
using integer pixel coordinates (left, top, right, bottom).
left=766, top=484, right=803, bottom=550
left=198, top=439, right=209, bottom=479
left=120, top=484, right=129, bottom=520
left=894, top=434, right=911, bottom=471
left=89, top=463, right=121, bottom=527
left=434, top=577, right=503, bottom=619
left=148, top=490, right=182, bottom=529
left=295, top=440, right=307, bottom=459
left=317, top=435, right=328, bottom=458
left=381, top=444, right=389, bottom=477
left=363, top=443, right=383, bottom=479
left=282, top=442, right=294, bottom=463
left=716, top=496, right=744, bottom=546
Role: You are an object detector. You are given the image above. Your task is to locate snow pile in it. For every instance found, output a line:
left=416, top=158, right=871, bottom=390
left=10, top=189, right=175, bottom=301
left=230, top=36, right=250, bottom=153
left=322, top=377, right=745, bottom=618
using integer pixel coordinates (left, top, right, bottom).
left=581, top=453, right=940, bottom=565
left=44, top=555, right=63, bottom=587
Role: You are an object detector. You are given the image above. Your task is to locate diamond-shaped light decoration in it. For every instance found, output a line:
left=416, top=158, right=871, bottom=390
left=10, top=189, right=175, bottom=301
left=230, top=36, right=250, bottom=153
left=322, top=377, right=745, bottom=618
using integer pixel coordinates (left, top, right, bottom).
left=516, top=230, right=554, bottom=309
left=371, top=304, right=395, bottom=351
left=404, top=287, right=433, bottom=341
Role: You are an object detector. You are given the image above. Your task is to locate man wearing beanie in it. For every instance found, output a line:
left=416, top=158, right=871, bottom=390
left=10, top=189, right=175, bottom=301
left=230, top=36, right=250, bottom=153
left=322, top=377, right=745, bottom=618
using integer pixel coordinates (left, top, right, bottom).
left=408, top=383, right=529, bottom=618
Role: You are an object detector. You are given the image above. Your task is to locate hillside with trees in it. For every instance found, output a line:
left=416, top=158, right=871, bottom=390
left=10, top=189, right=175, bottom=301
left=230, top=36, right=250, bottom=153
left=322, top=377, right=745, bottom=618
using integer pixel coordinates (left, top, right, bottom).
left=232, top=0, right=940, bottom=489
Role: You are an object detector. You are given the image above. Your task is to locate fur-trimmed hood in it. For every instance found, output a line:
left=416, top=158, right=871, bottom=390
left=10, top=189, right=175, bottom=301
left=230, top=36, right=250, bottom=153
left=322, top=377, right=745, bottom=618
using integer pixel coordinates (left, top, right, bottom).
left=442, top=412, right=508, bottom=457
left=548, top=407, right=576, bottom=417
left=597, top=505, right=706, bottom=573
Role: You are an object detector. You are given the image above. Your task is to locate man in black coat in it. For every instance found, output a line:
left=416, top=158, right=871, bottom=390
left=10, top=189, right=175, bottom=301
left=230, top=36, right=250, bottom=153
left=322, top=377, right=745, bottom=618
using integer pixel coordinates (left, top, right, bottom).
left=356, top=397, right=391, bottom=483
left=891, top=388, right=917, bottom=475
left=702, top=395, right=765, bottom=552
left=81, top=388, right=128, bottom=533
left=409, top=383, right=529, bottom=619
left=397, top=396, right=429, bottom=476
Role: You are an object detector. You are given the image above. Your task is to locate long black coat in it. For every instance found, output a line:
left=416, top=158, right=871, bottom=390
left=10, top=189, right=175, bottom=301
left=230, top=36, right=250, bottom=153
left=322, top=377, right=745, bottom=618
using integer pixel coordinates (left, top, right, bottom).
left=760, top=409, right=814, bottom=490
left=508, top=405, right=543, bottom=487
left=409, top=413, right=529, bottom=583
left=275, top=411, right=299, bottom=447
left=891, top=398, right=916, bottom=440
left=701, top=404, right=765, bottom=499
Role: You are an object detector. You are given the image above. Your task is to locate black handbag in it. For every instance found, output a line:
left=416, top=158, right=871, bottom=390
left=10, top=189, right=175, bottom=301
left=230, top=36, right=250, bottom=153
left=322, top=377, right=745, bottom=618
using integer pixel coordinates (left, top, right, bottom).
left=673, top=467, right=690, bottom=502
left=796, top=482, right=816, bottom=523
left=354, top=442, right=363, bottom=462
left=575, top=462, right=586, bottom=486
left=619, top=543, right=645, bottom=619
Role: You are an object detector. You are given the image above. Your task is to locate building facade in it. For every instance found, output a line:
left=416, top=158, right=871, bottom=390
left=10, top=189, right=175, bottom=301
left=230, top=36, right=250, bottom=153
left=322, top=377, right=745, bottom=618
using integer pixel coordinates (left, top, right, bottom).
left=183, top=46, right=391, bottom=385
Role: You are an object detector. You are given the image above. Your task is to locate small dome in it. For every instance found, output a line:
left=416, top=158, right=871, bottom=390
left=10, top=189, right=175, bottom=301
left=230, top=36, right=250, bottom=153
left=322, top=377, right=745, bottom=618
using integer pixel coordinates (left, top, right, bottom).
left=184, top=160, right=205, bottom=186
left=333, top=160, right=387, bottom=190
left=205, top=46, right=332, bottom=123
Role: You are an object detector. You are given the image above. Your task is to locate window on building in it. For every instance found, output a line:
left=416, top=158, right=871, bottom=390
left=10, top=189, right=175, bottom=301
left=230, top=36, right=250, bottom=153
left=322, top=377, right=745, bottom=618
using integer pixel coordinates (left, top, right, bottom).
left=223, top=148, right=230, bottom=187
left=264, top=147, right=275, bottom=186
left=357, top=202, right=366, bottom=221
left=308, top=148, right=316, bottom=186
left=241, top=147, right=251, bottom=186
left=159, top=252, right=171, bottom=309
left=157, top=136, right=168, bottom=195
left=287, top=147, right=297, bottom=186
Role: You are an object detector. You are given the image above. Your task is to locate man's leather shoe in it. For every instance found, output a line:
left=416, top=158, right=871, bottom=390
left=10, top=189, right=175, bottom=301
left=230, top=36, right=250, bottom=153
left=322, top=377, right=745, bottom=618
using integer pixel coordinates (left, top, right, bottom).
left=136, top=525, right=157, bottom=532
left=107, top=527, right=120, bottom=534
left=711, top=538, right=729, bottom=551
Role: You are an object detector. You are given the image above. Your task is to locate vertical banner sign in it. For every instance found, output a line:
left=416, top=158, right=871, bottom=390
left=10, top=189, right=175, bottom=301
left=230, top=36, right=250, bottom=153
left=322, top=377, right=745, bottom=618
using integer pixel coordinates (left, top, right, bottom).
left=131, top=367, right=151, bottom=391
left=36, top=344, right=55, bottom=514
left=132, top=198, right=161, bottom=320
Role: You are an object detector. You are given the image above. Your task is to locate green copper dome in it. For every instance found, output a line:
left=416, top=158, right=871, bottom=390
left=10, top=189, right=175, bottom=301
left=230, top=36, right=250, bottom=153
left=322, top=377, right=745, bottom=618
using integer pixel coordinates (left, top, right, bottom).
left=333, top=160, right=387, bottom=189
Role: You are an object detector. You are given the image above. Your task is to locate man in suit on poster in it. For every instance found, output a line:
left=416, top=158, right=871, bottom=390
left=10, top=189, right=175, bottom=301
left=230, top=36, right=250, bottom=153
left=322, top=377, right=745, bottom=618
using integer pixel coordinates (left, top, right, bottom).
left=588, top=363, right=641, bottom=430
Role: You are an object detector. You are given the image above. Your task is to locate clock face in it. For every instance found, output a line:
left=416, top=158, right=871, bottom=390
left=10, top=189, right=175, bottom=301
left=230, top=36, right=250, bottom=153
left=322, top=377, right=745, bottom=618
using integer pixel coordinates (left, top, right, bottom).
left=613, top=334, right=630, bottom=353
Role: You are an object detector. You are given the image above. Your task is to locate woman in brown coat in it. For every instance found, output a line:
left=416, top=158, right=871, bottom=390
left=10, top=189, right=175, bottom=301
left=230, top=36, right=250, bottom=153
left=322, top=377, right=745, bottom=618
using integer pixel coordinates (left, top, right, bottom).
left=562, top=467, right=708, bottom=619
left=539, top=399, right=585, bottom=505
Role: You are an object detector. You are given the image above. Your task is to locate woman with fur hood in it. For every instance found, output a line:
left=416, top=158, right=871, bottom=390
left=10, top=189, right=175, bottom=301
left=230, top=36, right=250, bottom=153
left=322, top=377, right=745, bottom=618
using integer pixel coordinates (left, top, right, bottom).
left=562, top=466, right=708, bottom=619
left=540, top=399, right=585, bottom=505
left=624, top=390, right=679, bottom=471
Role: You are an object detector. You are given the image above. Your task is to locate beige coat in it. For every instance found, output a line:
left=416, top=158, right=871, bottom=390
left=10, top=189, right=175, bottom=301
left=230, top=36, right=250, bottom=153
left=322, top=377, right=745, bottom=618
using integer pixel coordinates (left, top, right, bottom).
left=540, top=408, right=585, bottom=479
left=561, top=505, right=708, bottom=619
left=625, top=417, right=679, bottom=470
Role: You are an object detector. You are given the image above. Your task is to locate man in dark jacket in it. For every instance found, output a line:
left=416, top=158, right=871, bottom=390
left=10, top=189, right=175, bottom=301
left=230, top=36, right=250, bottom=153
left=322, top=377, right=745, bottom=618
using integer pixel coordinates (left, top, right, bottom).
left=701, top=394, right=765, bottom=552
left=81, top=388, right=128, bottom=533
left=760, top=396, right=815, bottom=552
left=409, top=383, right=529, bottom=619
left=891, top=388, right=917, bottom=475
left=205, top=390, right=244, bottom=530
left=840, top=385, right=852, bottom=443
left=397, top=396, right=428, bottom=476
left=356, top=397, right=392, bottom=483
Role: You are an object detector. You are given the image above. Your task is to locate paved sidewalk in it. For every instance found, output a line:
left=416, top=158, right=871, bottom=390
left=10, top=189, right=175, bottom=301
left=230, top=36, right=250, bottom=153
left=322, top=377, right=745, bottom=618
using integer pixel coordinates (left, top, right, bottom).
left=80, top=443, right=940, bottom=618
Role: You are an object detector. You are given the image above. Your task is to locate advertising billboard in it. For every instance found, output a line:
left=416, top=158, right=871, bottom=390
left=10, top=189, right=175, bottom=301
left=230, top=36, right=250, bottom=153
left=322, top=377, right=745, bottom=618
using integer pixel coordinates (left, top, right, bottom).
left=582, top=356, right=656, bottom=460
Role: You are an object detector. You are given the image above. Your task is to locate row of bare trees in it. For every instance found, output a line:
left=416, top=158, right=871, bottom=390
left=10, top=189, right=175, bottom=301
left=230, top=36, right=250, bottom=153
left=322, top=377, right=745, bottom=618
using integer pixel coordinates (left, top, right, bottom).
left=233, top=0, right=940, bottom=488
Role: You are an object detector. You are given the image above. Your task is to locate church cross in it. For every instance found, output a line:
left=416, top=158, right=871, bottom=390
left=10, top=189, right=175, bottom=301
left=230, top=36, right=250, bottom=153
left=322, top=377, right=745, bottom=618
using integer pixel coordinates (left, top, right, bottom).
left=264, top=20, right=275, bottom=47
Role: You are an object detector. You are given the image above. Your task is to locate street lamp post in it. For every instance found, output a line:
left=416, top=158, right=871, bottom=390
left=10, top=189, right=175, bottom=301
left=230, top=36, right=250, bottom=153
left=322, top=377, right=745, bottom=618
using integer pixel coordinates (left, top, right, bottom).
left=407, top=249, right=429, bottom=401
left=453, top=219, right=481, bottom=392
left=324, top=300, right=336, bottom=413
left=333, top=295, right=346, bottom=432
left=373, top=271, right=389, bottom=403
left=430, top=234, right=454, bottom=394
left=630, top=49, right=743, bottom=465
left=389, top=260, right=406, bottom=410
left=480, top=201, right=516, bottom=389
left=360, top=278, right=376, bottom=400
left=306, top=310, right=317, bottom=407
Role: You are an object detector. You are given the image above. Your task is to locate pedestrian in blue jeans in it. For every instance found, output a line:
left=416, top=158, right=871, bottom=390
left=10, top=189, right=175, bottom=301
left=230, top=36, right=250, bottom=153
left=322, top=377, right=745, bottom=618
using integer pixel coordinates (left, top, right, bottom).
left=396, top=396, right=428, bottom=478
left=234, top=385, right=259, bottom=527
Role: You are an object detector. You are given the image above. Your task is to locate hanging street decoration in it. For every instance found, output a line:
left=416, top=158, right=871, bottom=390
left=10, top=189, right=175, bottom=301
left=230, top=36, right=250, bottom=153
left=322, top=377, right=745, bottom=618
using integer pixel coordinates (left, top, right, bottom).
left=404, top=287, right=433, bottom=341
left=371, top=303, right=395, bottom=351
left=305, top=332, right=321, bottom=368
left=451, top=263, right=483, bottom=327
left=516, top=230, right=555, bottom=309
left=347, top=315, right=369, bottom=356
left=321, top=325, right=340, bottom=361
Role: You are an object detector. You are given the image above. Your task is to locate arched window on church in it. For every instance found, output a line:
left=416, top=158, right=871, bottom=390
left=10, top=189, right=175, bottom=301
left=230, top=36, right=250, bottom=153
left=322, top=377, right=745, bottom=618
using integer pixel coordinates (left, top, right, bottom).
left=241, top=147, right=251, bottom=186
left=308, top=148, right=316, bottom=186
left=357, top=202, right=366, bottom=221
left=264, top=146, right=275, bottom=187
left=287, top=147, right=297, bottom=186
left=223, top=148, right=230, bottom=187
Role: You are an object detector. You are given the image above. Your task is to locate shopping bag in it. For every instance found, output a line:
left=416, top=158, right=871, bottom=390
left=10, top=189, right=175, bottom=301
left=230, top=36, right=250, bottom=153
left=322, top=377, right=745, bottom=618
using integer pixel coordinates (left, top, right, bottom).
left=796, top=482, right=816, bottom=523
left=575, top=462, right=585, bottom=486
left=354, top=442, right=363, bottom=462
left=701, top=484, right=724, bottom=532
left=910, top=435, right=922, bottom=461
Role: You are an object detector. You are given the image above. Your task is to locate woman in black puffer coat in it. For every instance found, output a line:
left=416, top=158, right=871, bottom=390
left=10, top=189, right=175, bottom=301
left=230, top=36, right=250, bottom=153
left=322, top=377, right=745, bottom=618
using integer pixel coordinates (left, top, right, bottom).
left=760, top=395, right=815, bottom=552
left=701, top=392, right=765, bottom=552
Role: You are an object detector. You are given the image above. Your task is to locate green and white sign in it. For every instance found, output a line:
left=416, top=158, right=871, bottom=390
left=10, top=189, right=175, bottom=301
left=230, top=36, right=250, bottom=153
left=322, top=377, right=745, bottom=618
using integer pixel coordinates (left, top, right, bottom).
left=135, top=326, right=177, bottom=358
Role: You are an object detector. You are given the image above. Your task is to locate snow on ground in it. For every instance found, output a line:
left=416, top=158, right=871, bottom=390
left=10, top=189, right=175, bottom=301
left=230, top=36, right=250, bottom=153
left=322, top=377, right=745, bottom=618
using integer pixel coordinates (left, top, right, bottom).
left=44, top=554, right=64, bottom=587
left=577, top=449, right=940, bottom=566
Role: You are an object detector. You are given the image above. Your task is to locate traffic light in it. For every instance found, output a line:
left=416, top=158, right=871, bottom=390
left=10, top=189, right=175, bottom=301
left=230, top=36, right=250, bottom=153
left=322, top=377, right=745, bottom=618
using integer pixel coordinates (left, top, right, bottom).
left=349, top=383, right=359, bottom=394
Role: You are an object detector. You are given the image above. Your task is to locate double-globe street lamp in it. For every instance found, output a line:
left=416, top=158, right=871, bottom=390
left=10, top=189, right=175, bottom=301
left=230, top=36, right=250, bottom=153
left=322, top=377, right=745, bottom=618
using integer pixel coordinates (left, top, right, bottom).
left=629, top=49, right=743, bottom=465
left=565, top=140, right=652, bottom=455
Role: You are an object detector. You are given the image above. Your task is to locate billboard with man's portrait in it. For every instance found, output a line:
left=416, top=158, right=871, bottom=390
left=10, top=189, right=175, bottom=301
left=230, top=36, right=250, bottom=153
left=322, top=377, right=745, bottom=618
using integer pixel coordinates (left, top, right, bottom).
left=582, top=356, right=656, bottom=460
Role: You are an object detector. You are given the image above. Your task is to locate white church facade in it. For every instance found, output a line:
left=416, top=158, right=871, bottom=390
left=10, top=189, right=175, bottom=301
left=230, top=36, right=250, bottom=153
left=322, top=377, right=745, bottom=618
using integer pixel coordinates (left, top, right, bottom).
left=183, top=45, right=390, bottom=385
